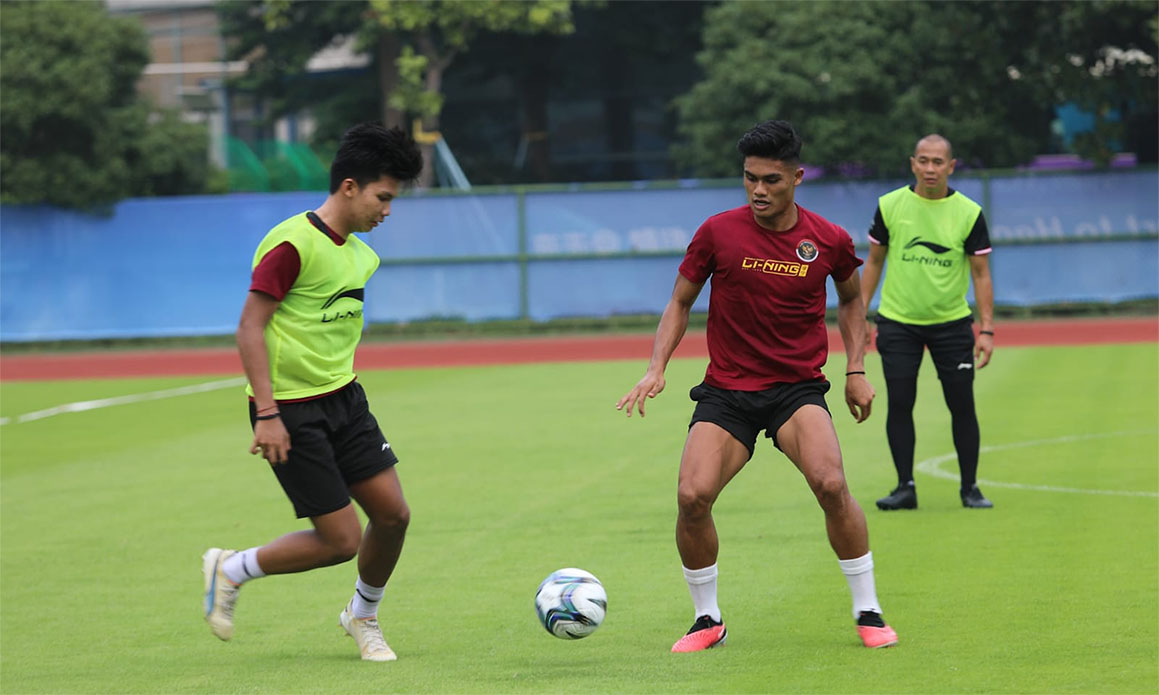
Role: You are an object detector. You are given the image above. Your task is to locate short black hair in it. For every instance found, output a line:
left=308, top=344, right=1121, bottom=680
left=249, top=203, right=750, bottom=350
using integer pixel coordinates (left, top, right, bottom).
left=329, top=122, right=423, bottom=193
left=737, top=120, right=802, bottom=165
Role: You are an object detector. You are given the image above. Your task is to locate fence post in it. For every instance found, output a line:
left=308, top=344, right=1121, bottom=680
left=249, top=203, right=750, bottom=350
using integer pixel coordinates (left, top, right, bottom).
left=517, top=189, right=529, bottom=320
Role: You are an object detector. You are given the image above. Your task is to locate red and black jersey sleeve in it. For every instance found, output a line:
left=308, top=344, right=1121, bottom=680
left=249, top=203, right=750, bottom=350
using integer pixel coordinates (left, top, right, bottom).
left=249, top=241, right=301, bottom=301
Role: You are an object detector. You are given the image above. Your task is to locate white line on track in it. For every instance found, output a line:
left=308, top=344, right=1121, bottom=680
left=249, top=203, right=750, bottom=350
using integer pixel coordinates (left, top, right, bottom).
left=0, top=377, right=246, bottom=426
left=914, top=430, right=1159, bottom=498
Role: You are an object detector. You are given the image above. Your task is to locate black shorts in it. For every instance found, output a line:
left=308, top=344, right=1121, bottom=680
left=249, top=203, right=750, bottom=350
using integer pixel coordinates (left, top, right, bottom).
left=249, top=381, right=398, bottom=519
left=875, top=316, right=975, bottom=383
left=688, top=380, right=832, bottom=458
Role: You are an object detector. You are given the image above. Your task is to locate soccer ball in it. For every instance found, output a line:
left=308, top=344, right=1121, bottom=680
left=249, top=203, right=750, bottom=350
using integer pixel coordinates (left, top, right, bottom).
left=534, top=568, right=607, bottom=639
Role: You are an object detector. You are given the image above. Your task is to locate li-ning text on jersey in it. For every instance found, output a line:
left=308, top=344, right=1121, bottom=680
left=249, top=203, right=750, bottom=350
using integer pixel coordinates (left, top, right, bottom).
left=679, top=205, right=862, bottom=390
left=741, top=257, right=810, bottom=277
left=320, top=287, right=365, bottom=323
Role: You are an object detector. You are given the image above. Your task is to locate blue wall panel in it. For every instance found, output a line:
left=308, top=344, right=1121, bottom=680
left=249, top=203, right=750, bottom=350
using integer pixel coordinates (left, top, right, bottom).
left=988, top=171, right=1158, bottom=241
left=369, top=193, right=520, bottom=258
left=2, top=170, right=1155, bottom=341
left=990, top=240, right=1159, bottom=305
left=526, top=256, right=706, bottom=321
left=525, top=186, right=740, bottom=255
left=365, top=262, right=521, bottom=322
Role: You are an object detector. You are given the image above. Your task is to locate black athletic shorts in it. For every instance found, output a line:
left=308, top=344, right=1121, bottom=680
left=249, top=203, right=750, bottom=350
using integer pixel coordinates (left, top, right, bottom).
left=249, top=381, right=398, bottom=519
left=688, top=379, right=832, bottom=458
left=875, top=315, right=976, bottom=384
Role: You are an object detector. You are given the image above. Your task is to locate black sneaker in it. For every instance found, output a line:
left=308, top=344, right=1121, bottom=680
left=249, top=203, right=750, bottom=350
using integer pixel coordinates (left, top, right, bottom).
left=876, top=483, right=917, bottom=510
left=961, top=485, right=994, bottom=509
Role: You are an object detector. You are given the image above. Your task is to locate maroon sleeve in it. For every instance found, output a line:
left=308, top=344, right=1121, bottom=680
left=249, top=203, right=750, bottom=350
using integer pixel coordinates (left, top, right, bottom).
left=249, top=242, right=300, bottom=301
left=830, top=227, right=864, bottom=283
left=678, top=218, right=715, bottom=283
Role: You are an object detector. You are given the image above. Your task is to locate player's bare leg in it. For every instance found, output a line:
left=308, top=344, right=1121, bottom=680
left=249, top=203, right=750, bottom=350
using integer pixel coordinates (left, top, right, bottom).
left=350, top=468, right=410, bottom=586
left=671, top=422, right=748, bottom=652
left=777, top=406, right=868, bottom=558
left=338, top=468, right=410, bottom=662
left=256, top=505, right=364, bottom=572
left=203, top=506, right=361, bottom=641
left=778, top=405, right=897, bottom=648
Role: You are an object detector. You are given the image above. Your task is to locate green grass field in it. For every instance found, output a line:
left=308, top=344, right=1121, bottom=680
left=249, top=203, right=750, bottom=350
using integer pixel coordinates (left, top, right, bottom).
left=2, top=343, right=1156, bottom=694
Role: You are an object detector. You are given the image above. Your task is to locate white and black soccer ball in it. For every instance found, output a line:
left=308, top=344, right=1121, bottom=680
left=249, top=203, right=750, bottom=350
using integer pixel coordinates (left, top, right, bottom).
left=534, top=568, right=607, bottom=639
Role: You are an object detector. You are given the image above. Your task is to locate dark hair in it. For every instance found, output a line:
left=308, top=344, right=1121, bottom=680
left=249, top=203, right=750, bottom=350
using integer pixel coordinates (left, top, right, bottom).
left=737, top=120, right=802, bottom=165
left=329, top=122, right=423, bottom=193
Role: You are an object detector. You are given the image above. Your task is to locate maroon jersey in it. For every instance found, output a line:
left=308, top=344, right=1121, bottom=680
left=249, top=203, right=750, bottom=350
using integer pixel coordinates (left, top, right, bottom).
left=678, top=204, right=862, bottom=390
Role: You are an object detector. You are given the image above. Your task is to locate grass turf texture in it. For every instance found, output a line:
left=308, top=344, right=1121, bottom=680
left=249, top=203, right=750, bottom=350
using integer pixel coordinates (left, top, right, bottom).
left=1, top=343, right=1156, bottom=694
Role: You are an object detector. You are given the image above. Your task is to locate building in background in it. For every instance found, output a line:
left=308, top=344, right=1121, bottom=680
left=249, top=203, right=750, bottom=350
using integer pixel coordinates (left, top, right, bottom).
left=105, top=0, right=360, bottom=190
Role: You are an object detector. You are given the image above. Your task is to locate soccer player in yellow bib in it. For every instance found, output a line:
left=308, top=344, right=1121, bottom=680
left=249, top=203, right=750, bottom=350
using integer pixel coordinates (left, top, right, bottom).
left=861, top=134, right=995, bottom=511
left=203, top=123, right=422, bottom=661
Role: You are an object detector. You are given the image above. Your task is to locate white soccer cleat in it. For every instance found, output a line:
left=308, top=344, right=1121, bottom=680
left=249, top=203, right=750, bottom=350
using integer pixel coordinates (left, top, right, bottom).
left=340, top=603, right=397, bottom=662
left=202, top=548, right=240, bottom=641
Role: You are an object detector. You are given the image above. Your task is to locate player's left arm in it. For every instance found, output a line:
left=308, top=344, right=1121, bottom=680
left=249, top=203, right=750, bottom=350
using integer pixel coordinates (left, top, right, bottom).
left=835, top=271, right=875, bottom=423
left=969, top=253, right=995, bottom=369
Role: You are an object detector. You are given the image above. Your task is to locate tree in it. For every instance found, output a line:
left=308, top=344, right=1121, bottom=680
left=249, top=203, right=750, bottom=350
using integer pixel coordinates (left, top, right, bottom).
left=1024, top=1, right=1158, bottom=164
left=674, top=0, right=1156, bottom=177
left=223, top=0, right=575, bottom=188
left=0, top=0, right=214, bottom=209
left=673, top=1, right=1055, bottom=177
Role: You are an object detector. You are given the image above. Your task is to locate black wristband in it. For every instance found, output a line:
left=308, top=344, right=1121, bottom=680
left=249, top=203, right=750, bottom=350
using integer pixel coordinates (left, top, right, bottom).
left=255, top=412, right=281, bottom=421
left=845, top=370, right=866, bottom=376
left=979, top=330, right=995, bottom=336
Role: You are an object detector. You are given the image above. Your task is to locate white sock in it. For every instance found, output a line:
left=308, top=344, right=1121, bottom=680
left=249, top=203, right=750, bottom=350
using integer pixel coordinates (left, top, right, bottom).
left=223, top=547, right=266, bottom=586
left=350, top=577, right=386, bottom=619
left=682, top=564, right=722, bottom=623
left=838, top=551, right=882, bottom=619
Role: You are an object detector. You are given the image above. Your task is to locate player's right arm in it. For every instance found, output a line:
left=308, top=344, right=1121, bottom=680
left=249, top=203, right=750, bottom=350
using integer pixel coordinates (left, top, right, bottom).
left=237, top=290, right=292, bottom=464
left=616, top=273, right=704, bottom=418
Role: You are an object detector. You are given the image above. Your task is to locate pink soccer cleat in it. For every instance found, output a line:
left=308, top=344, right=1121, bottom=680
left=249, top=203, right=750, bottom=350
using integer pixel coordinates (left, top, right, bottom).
left=856, top=611, right=898, bottom=648
left=671, top=615, right=727, bottom=653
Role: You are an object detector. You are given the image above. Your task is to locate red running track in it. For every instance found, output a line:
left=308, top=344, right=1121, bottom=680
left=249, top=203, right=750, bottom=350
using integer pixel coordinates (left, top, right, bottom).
left=1, top=317, right=1155, bottom=382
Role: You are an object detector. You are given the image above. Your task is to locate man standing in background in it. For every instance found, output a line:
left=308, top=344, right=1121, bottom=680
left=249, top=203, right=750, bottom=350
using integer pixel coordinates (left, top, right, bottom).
left=861, top=134, right=995, bottom=511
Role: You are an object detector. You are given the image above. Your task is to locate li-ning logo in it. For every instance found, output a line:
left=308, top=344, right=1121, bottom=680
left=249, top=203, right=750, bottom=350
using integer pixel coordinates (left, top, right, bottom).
left=796, top=240, right=818, bottom=262
left=904, top=238, right=951, bottom=254
left=901, top=237, right=953, bottom=267
left=320, top=287, right=365, bottom=323
left=742, top=257, right=809, bottom=277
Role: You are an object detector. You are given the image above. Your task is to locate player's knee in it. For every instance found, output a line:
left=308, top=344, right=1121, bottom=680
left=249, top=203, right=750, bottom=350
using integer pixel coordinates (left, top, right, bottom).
left=368, top=502, right=410, bottom=532
left=676, top=485, right=714, bottom=520
left=318, top=525, right=362, bottom=563
left=810, top=475, right=849, bottom=512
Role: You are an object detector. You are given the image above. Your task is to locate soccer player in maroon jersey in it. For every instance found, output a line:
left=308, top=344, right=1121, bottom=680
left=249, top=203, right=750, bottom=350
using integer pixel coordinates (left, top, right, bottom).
left=617, top=120, right=898, bottom=651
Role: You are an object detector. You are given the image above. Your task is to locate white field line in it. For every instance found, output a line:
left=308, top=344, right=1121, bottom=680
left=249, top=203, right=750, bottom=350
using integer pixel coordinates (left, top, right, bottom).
left=914, top=430, right=1159, bottom=498
left=0, top=377, right=246, bottom=425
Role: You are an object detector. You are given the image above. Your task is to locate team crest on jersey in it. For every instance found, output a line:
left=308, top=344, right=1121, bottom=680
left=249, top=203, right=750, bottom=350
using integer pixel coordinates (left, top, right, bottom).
left=796, top=240, right=818, bottom=262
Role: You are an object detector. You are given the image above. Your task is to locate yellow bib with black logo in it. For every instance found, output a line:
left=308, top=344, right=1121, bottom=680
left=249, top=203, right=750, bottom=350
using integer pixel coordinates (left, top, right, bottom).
left=877, top=187, right=981, bottom=325
left=247, top=212, right=380, bottom=399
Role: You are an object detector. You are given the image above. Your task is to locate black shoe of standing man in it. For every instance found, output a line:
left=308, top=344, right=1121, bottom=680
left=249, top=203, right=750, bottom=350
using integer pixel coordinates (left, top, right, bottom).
left=876, top=482, right=917, bottom=511
left=960, top=484, right=994, bottom=509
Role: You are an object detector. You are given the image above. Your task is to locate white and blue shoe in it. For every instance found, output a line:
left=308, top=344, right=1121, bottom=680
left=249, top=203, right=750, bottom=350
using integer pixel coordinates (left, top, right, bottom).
left=202, top=548, right=239, bottom=640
